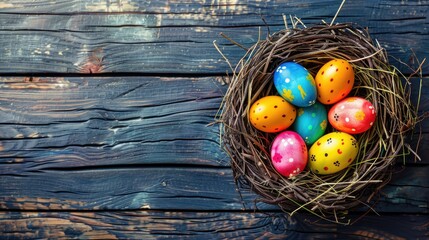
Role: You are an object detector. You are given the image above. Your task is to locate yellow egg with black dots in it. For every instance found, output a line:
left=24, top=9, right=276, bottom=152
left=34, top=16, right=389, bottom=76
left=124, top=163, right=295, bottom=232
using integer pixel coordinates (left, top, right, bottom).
left=308, top=132, right=358, bottom=175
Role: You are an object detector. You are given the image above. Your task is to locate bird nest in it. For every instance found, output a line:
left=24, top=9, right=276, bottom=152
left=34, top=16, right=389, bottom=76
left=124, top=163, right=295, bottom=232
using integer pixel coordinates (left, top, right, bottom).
left=218, top=22, right=423, bottom=224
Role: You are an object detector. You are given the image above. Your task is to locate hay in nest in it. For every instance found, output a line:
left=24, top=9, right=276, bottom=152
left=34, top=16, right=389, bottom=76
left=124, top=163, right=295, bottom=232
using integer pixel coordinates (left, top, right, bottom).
left=218, top=22, right=423, bottom=224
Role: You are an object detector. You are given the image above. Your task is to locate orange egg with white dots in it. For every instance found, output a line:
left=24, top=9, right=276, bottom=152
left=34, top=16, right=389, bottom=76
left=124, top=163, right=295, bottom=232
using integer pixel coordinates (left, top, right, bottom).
left=249, top=95, right=296, bottom=133
left=315, top=59, right=354, bottom=104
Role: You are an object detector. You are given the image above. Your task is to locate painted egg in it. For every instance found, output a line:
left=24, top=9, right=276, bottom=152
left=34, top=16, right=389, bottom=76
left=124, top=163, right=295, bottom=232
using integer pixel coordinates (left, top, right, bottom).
left=315, top=59, right=354, bottom=104
left=271, top=131, right=308, bottom=178
left=328, top=97, right=377, bottom=134
left=309, top=132, right=359, bottom=175
left=249, top=95, right=296, bottom=133
left=274, top=62, right=317, bottom=107
left=293, top=102, right=328, bottom=145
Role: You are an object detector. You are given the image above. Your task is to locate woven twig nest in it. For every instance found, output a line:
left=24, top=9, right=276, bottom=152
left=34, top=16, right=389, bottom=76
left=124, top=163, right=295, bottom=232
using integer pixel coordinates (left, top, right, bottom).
left=219, top=22, right=422, bottom=224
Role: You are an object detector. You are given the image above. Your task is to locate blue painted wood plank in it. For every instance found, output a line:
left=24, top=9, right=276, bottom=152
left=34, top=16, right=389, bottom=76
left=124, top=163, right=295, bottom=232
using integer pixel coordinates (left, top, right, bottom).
left=0, top=166, right=427, bottom=213
left=0, top=0, right=427, bottom=74
left=0, top=211, right=426, bottom=239
left=0, top=1, right=427, bottom=236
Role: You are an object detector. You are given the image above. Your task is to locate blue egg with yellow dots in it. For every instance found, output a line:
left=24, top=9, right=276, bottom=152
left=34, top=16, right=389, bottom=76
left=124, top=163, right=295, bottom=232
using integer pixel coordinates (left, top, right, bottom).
left=273, top=62, right=317, bottom=107
left=293, top=102, right=328, bottom=145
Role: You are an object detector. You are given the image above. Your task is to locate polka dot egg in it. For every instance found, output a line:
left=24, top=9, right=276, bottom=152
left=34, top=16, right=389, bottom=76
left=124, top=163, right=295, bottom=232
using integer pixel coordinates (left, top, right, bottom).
left=315, top=59, right=354, bottom=104
left=271, top=131, right=308, bottom=178
left=328, top=97, right=377, bottom=134
left=308, top=132, right=359, bottom=175
left=249, top=95, right=297, bottom=133
left=274, top=62, right=317, bottom=107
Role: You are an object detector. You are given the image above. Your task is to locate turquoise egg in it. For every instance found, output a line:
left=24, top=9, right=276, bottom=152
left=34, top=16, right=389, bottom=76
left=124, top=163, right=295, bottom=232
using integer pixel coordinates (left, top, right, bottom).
left=293, top=102, right=327, bottom=145
left=273, top=62, right=317, bottom=107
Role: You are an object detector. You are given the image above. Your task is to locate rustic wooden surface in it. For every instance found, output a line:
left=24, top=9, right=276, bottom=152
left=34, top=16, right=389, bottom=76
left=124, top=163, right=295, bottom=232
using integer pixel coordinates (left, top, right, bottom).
left=0, top=0, right=428, bottom=239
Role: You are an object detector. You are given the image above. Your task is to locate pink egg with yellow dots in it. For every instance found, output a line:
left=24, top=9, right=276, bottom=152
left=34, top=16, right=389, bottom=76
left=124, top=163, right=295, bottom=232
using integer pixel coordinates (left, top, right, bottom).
left=328, top=97, right=377, bottom=134
left=270, top=131, right=308, bottom=178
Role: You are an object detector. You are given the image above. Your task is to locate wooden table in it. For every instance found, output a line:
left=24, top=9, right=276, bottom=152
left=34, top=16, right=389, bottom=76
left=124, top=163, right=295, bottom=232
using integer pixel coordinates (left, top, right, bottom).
left=0, top=1, right=427, bottom=239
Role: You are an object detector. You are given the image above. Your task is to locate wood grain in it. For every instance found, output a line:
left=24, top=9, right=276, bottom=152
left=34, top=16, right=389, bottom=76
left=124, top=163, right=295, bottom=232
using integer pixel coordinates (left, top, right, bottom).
left=0, top=0, right=428, bottom=237
left=0, top=166, right=427, bottom=213
left=0, top=211, right=427, bottom=239
left=0, top=76, right=427, bottom=214
left=0, top=77, right=426, bottom=171
left=0, top=77, right=229, bottom=168
left=0, top=0, right=427, bottom=74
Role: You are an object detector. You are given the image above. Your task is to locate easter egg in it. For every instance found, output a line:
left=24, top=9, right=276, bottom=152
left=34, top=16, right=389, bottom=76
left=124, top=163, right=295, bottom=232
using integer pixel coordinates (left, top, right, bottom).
left=249, top=95, right=297, bottom=133
left=328, top=97, right=377, bottom=134
left=309, top=132, right=359, bottom=175
left=274, top=62, right=317, bottom=107
left=293, top=102, right=328, bottom=145
left=315, top=59, right=354, bottom=104
left=271, top=131, right=308, bottom=178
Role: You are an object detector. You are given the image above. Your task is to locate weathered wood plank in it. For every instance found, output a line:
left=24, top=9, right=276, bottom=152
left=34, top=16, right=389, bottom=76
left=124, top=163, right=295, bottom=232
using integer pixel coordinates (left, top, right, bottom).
left=0, top=76, right=426, bottom=213
left=0, top=167, right=267, bottom=211
left=0, top=76, right=230, bottom=168
left=0, top=166, right=427, bottom=213
left=0, top=211, right=427, bottom=239
left=0, top=76, right=426, bottom=173
left=0, top=132, right=425, bottom=174
left=0, top=1, right=426, bottom=237
left=0, top=0, right=427, bottom=74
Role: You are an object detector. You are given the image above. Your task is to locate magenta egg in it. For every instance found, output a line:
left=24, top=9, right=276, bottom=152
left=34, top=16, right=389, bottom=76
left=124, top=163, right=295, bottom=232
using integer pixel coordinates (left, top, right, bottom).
left=270, top=131, right=308, bottom=178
